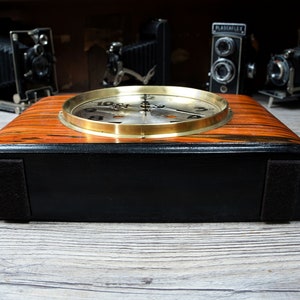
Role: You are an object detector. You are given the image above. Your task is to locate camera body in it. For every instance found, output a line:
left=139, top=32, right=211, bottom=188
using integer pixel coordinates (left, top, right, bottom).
left=103, top=18, right=170, bottom=87
left=262, top=47, right=300, bottom=98
left=208, top=22, right=256, bottom=94
left=0, top=27, right=58, bottom=113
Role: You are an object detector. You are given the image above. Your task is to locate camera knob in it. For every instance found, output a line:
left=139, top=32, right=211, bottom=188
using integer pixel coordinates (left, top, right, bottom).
left=247, top=63, right=256, bottom=79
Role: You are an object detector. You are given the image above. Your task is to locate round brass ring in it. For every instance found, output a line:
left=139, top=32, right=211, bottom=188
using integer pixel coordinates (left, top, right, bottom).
left=59, top=85, right=232, bottom=138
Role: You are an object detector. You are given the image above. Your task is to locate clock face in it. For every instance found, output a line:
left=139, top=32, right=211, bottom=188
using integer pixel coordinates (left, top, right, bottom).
left=59, top=85, right=232, bottom=138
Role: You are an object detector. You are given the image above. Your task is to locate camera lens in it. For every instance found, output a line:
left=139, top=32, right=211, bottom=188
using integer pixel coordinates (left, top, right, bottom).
left=33, top=44, right=44, bottom=56
left=267, top=55, right=290, bottom=86
left=215, top=37, right=235, bottom=57
left=32, top=55, right=50, bottom=78
left=211, top=58, right=236, bottom=84
left=25, top=44, right=50, bottom=80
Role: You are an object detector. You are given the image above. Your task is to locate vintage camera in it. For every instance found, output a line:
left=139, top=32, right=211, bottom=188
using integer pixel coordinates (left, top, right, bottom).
left=208, top=22, right=256, bottom=94
left=0, top=28, right=58, bottom=113
left=103, top=18, right=170, bottom=87
left=260, top=47, right=300, bottom=102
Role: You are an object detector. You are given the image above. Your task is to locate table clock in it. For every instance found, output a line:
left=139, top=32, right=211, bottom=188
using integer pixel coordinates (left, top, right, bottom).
left=0, top=86, right=299, bottom=222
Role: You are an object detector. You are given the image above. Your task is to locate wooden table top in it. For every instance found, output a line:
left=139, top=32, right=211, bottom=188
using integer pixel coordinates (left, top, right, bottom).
left=1, top=221, right=300, bottom=299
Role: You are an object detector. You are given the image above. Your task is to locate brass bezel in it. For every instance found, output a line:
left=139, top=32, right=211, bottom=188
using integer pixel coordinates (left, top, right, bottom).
left=59, top=85, right=232, bottom=138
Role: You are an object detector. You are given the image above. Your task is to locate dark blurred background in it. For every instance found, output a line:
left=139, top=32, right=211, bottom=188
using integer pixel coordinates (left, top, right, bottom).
left=1, top=0, right=299, bottom=95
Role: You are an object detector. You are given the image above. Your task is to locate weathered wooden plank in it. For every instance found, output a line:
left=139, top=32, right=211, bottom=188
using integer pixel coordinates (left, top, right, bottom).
left=0, top=222, right=300, bottom=299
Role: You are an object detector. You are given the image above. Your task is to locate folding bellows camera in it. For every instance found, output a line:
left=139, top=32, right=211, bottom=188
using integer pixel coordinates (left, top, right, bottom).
left=103, top=18, right=170, bottom=87
left=0, top=27, right=58, bottom=113
left=260, top=46, right=300, bottom=101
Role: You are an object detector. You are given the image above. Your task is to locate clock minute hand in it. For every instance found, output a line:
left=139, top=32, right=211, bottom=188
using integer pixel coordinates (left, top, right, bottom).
left=157, top=106, right=205, bottom=118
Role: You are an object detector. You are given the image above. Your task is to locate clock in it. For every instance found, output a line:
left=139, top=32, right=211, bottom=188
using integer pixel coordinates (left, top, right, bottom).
left=58, top=85, right=232, bottom=138
left=0, top=90, right=299, bottom=222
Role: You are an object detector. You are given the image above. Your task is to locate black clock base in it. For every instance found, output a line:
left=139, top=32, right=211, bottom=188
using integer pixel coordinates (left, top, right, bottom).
left=0, top=93, right=300, bottom=223
left=1, top=144, right=299, bottom=223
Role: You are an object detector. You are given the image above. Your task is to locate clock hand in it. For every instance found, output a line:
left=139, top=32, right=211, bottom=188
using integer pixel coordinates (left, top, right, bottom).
left=154, top=106, right=206, bottom=118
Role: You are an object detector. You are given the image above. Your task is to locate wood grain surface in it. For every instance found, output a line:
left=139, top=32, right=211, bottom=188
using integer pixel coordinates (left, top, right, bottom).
left=0, top=94, right=299, bottom=144
left=0, top=94, right=300, bottom=299
left=0, top=221, right=300, bottom=299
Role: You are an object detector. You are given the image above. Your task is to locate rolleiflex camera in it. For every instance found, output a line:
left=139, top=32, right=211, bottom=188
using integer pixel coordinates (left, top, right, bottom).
left=259, top=47, right=300, bottom=103
left=208, top=22, right=256, bottom=94
left=103, top=18, right=170, bottom=87
left=0, top=28, right=58, bottom=113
